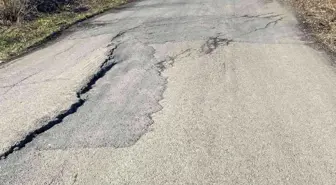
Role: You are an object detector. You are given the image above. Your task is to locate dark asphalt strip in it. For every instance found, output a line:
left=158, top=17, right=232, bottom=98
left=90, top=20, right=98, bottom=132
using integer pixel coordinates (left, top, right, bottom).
left=0, top=45, right=120, bottom=160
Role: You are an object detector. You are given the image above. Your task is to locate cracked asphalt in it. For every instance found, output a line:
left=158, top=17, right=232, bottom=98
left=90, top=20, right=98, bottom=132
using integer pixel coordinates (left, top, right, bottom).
left=1, top=0, right=336, bottom=184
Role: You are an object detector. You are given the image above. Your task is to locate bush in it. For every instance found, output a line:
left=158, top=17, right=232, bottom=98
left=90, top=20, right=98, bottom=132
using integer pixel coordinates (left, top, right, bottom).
left=0, top=0, right=30, bottom=25
left=0, top=0, right=77, bottom=25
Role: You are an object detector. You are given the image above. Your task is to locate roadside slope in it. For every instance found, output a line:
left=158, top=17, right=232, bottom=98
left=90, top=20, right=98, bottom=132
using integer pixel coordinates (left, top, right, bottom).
left=0, top=0, right=129, bottom=60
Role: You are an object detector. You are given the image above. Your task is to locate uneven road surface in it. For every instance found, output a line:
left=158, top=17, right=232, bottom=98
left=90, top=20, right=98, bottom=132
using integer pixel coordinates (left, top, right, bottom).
left=1, top=0, right=336, bottom=184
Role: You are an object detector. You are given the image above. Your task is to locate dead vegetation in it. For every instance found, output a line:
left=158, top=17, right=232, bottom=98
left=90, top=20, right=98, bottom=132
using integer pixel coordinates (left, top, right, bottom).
left=280, top=0, right=336, bottom=52
left=0, top=0, right=28, bottom=25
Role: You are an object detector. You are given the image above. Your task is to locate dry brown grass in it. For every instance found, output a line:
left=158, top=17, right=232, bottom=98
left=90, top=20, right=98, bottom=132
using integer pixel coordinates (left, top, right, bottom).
left=281, top=0, right=336, bottom=52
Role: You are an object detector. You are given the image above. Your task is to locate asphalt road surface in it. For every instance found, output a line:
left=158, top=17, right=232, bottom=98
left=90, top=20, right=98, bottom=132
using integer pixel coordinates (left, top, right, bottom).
left=1, top=0, right=336, bottom=184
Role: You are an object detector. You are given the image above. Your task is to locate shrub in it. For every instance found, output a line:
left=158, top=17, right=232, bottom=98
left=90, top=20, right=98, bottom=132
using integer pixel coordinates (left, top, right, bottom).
left=0, top=0, right=30, bottom=25
left=0, top=0, right=76, bottom=25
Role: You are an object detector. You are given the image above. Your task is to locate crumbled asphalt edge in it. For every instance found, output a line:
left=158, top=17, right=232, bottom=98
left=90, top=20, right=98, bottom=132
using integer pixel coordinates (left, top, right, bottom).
left=201, top=14, right=284, bottom=54
left=78, top=44, right=119, bottom=95
left=0, top=38, right=121, bottom=160
left=142, top=48, right=193, bottom=136
left=156, top=49, right=192, bottom=71
left=201, top=36, right=233, bottom=54
left=106, top=48, right=194, bottom=148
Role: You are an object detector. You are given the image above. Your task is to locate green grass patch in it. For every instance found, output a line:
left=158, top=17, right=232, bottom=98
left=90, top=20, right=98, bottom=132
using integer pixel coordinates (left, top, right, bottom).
left=0, top=0, right=127, bottom=60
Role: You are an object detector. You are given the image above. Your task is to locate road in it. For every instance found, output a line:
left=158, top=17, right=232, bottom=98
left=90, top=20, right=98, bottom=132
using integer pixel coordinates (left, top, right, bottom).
left=1, top=0, right=336, bottom=184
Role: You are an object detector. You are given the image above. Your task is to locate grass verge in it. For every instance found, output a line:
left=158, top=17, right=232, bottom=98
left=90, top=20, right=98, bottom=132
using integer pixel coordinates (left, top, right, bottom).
left=0, top=0, right=128, bottom=60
